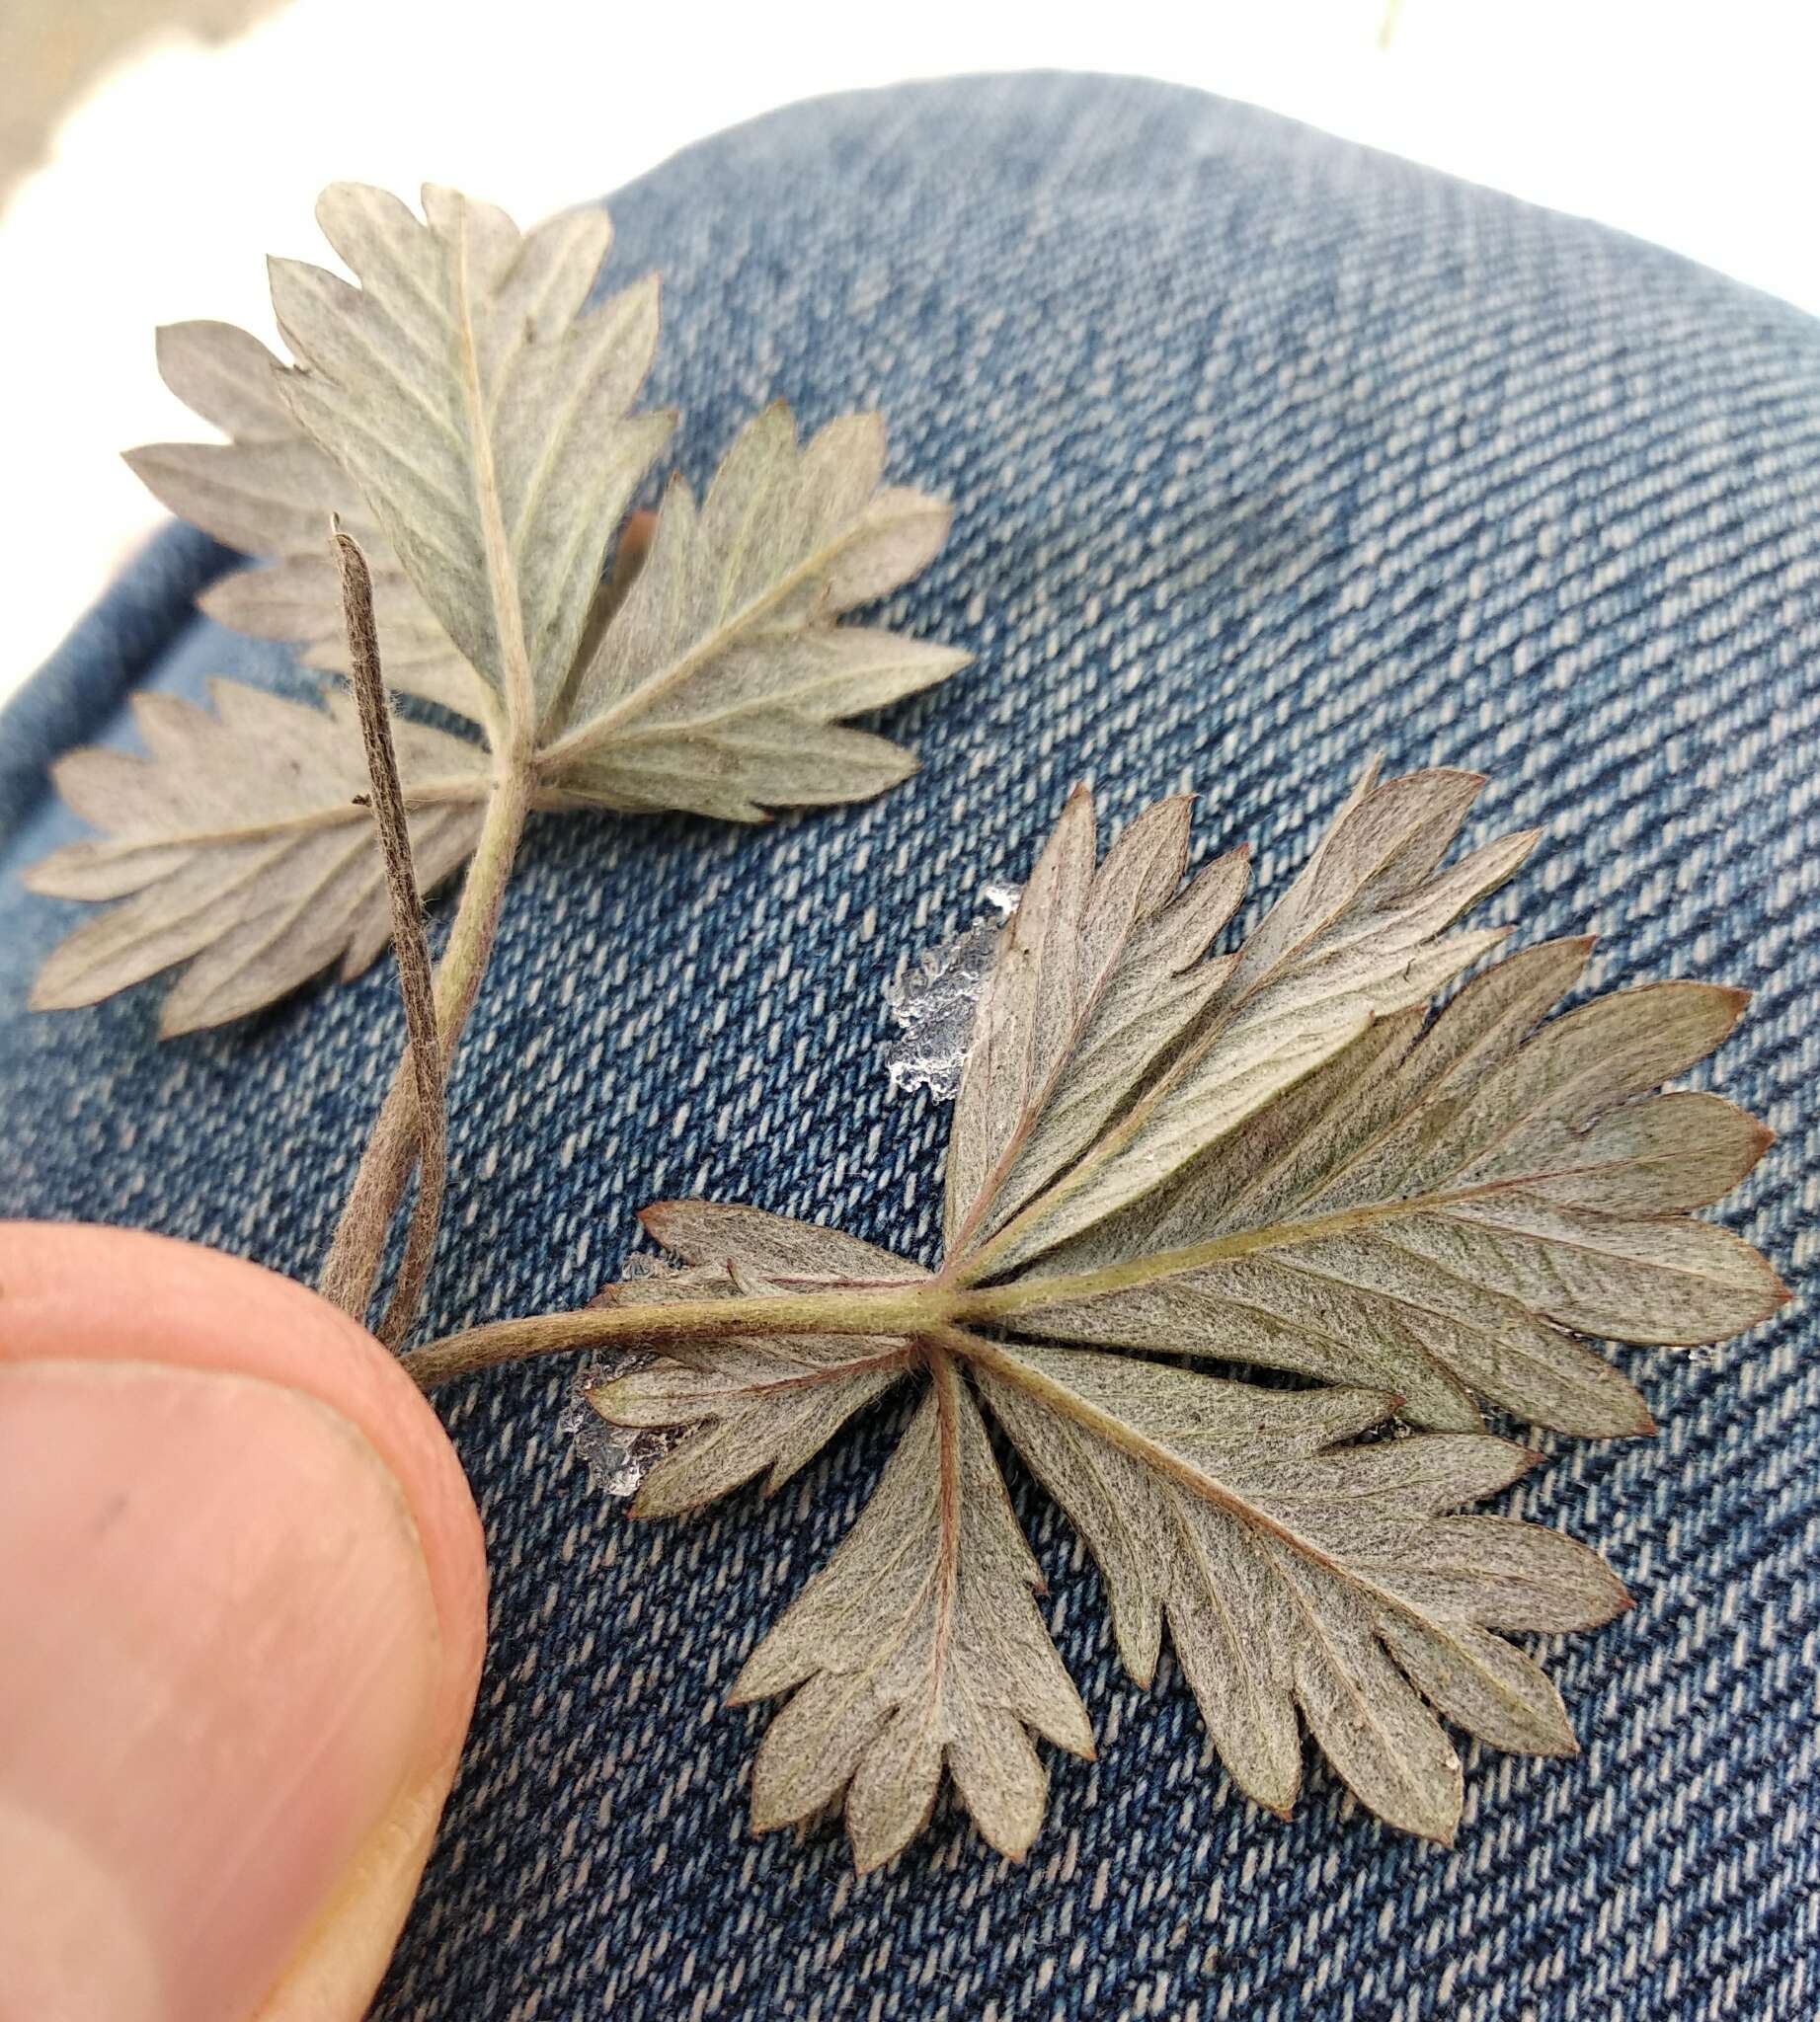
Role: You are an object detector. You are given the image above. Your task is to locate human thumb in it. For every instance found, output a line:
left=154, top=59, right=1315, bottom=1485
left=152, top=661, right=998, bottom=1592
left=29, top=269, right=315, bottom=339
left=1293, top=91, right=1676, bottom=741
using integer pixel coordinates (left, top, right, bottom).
left=0, top=1222, right=488, bottom=2021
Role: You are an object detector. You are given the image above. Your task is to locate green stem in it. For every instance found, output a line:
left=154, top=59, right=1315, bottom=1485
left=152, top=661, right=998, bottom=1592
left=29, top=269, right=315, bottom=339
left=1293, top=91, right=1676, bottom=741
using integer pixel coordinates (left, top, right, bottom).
left=402, top=1283, right=960, bottom=1391
left=401, top=1181, right=1508, bottom=1394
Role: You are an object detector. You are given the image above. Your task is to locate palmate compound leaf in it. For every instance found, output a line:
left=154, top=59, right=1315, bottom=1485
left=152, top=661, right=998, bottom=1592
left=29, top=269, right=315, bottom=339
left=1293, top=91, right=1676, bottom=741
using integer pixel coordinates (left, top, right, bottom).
left=35, top=185, right=965, bottom=1027
left=591, top=1206, right=931, bottom=1520
left=941, top=765, right=1785, bottom=1433
left=23, top=681, right=489, bottom=1033
left=535, top=400, right=971, bottom=821
left=271, top=184, right=675, bottom=732
left=1001, top=943, right=1783, bottom=1435
left=729, top=1362, right=1095, bottom=1873
left=945, top=763, right=1536, bottom=1264
left=591, top=1205, right=1094, bottom=1872
left=130, top=319, right=500, bottom=728
left=587, top=767, right=1783, bottom=1867
left=135, top=188, right=964, bottom=776
left=969, top=1351, right=1629, bottom=1841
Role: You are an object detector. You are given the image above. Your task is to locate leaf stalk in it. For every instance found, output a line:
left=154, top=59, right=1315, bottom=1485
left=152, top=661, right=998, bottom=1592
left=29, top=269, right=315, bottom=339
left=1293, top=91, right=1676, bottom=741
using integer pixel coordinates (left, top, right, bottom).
left=402, top=1282, right=962, bottom=1391
left=399, top=1182, right=1539, bottom=1392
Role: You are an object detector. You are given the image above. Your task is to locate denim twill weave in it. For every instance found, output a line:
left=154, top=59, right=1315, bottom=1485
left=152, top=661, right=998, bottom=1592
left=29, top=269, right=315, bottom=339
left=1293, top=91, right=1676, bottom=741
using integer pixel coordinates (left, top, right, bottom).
left=1, top=72, right=1815, bottom=2022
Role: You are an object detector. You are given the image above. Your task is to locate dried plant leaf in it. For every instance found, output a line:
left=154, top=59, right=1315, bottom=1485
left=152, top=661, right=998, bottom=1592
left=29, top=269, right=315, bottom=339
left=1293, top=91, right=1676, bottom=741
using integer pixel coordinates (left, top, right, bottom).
left=134, top=313, right=961, bottom=813
left=1001, top=938, right=1784, bottom=1434
left=274, top=185, right=674, bottom=729
left=38, top=179, right=1782, bottom=1886
left=637, top=1200, right=931, bottom=1285
left=540, top=403, right=969, bottom=818
left=974, top=1347, right=1627, bottom=1842
left=591, top=1208, right=929, bottom=1518
left=131, top=322, right=494, bottom=727
left=23, top=680, right=488, bottom=1032
left=726, top=1357, right=1094, bottom=1872
left=202, top=547, right=492, bottom=728
left=943, top=790, right=1250, bottom=1252
left=953, top=767, right=1534, bottom=1271
left=40, top=185, right=965, bottom=1030
left=591, top=767, right=1781, bottom=1869
left=152, top=315, right=294, bottom=440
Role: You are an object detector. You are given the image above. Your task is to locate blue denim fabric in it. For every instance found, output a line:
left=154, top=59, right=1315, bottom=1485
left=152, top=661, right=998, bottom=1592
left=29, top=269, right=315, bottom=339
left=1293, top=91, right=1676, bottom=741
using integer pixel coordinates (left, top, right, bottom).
left=2, top=72, right=1815, bottom=2022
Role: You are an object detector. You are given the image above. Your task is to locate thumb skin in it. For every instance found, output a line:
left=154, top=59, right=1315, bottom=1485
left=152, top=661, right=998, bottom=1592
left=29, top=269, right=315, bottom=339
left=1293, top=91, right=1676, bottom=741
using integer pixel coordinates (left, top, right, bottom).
left=0, top=1222, right=488, bottom=2021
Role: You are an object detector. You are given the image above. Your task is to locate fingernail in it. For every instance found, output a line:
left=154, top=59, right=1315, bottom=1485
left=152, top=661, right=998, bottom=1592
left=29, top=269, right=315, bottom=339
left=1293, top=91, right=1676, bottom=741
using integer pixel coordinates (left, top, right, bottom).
left=0, top=1360, right=440, bottom=2022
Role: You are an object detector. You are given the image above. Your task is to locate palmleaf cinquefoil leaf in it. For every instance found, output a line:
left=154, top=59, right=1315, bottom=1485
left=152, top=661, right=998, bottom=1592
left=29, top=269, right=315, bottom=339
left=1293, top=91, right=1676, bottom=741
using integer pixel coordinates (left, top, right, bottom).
left=23, top=680, right=489, bottom=1033
left=728, top=1360, right=1095, bottom=1873
left=588, top=767, right=1782, bottom=1868
left=131, top=269, right=960, bottom=808
left=592, top=1206, right=929, bottom=1519
left=591, top=1207, right=1092, bottom=1869
left=972, top=1347, right=1628, bottom=1841
left=129, top=319, right=498, bottom=728
left=945, top=764, right=1534, bottom=1268
left=274, top=184, right=673, bottom=731
left=540, top=403, right=969, bottom=821
left=1004, top=937, right=1781, bottom=1434
left=39, top=184, right=965, bottom=1029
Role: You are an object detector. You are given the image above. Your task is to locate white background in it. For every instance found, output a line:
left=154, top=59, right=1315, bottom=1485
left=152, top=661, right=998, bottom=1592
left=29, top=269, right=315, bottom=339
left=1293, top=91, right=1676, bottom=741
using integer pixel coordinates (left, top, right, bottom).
left=3, top=0, right=1816, bottom=701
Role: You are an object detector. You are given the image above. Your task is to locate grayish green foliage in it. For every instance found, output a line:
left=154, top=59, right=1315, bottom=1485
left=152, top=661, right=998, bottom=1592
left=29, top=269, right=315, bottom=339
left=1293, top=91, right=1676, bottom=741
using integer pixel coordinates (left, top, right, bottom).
left=19, top=179, right=1782, bottom=1879
left=956, top=764, right=1533, bottom=1267
left=272, top=186, right=671, bottom=728
left=730, top=1363, right=1095, bottom=1874
left=25, top=681, right=487, bottom=1032
left=593, top=1212, right=926, bottom=1521
left=136, top=318, right=497, bottom=724
left=978, top=1353, right=1625, bottom=1842
left=35, top=184, right=964, bottom=1030
left=591, top=770, right=1782, bottom=1868
left=544, top=404, right=967, bottom=820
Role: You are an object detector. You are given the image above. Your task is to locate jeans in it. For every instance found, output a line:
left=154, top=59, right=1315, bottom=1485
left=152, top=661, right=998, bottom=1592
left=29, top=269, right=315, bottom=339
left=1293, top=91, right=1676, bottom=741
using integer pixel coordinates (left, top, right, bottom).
left=2, top=72, right=1814, bottom=2022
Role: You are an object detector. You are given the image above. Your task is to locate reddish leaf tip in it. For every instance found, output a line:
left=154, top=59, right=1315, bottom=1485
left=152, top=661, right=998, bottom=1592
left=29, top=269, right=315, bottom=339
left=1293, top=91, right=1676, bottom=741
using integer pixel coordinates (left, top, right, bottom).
left=636, top=1199, right=689, bottom=1235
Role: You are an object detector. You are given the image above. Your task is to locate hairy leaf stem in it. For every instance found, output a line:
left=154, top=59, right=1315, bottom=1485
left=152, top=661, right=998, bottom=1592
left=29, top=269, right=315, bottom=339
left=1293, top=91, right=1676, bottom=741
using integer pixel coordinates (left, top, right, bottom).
left=400, top=1183, right=1526, bottom=1393
left=403, top=1283, right=963, bottom=1391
